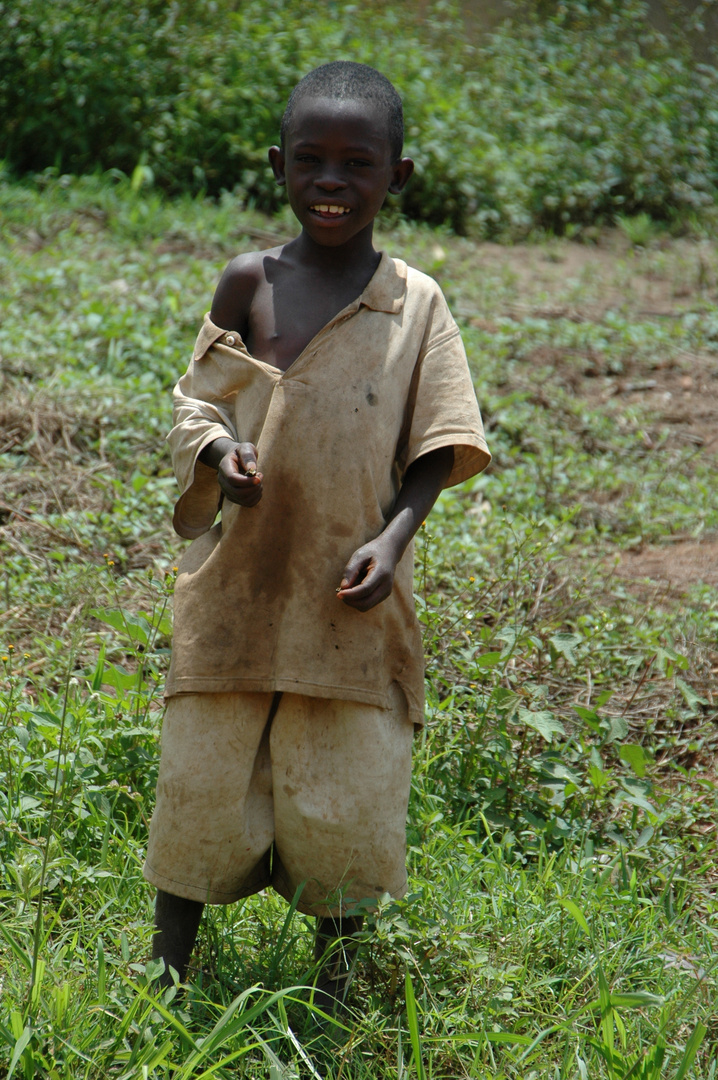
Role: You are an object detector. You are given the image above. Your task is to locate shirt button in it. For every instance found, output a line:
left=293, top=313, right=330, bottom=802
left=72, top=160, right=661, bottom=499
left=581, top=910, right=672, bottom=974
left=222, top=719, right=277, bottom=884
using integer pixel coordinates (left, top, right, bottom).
left=224, top=333, right=236, bottom=346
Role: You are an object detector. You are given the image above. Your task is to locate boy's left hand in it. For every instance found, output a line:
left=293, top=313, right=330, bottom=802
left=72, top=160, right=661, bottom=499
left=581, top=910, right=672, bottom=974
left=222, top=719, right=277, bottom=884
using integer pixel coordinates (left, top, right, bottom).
left=337, top=447, right=454, bottom=612
left=337, top=536, right=400, bottom=612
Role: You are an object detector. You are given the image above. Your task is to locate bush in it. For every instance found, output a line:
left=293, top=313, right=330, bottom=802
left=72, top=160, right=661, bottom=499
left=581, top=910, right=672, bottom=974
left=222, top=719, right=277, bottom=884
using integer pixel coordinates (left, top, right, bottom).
left=1, top=0, right=716, bottom=235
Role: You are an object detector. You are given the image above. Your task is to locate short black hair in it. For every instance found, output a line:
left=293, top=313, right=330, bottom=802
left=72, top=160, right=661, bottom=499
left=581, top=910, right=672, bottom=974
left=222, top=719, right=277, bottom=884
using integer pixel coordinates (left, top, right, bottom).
left=281, top=62, right=404, bottom=161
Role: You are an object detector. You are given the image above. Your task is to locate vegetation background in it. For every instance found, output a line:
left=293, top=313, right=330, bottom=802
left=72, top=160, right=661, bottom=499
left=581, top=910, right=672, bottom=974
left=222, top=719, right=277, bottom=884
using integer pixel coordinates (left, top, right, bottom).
left=1, top=1, right=717, bottom=1077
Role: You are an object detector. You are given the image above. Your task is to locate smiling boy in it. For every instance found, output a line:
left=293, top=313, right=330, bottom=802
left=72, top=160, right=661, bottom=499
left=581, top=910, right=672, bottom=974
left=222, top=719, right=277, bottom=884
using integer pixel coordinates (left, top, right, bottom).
left=143, top=62, right=490, bottom=1005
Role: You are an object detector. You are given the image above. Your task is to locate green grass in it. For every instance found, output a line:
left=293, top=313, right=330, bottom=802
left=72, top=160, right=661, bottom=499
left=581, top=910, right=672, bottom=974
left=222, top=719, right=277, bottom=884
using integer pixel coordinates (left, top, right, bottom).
left=1, top=175, right=717, bottom=1077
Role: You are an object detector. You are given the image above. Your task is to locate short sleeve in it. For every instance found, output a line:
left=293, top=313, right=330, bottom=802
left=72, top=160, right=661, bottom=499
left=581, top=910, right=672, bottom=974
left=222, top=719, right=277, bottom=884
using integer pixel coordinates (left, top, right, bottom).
left=402, top=314, right=490, bottom=489
left=167, top=317, right=240, bottom=539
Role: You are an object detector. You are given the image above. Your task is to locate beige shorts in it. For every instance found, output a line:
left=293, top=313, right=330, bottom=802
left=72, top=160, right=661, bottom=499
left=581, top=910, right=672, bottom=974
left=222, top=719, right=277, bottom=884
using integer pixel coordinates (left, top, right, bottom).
left=143, top=687, right=413, bottom=916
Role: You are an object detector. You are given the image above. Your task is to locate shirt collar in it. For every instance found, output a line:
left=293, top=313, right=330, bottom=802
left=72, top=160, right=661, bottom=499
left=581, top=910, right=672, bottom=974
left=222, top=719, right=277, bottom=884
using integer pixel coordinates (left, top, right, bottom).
left=358, top=252, right=407, bottom=314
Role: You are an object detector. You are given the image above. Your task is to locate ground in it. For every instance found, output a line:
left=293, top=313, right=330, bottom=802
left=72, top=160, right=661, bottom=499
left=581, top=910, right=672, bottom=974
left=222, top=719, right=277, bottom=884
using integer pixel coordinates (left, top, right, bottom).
left=455, top=231, right=718, bottom=592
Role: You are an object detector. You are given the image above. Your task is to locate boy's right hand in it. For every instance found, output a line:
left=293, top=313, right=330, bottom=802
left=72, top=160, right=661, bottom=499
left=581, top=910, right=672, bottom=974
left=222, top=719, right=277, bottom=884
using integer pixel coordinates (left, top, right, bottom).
left=218, top=442, right=263, bottom=507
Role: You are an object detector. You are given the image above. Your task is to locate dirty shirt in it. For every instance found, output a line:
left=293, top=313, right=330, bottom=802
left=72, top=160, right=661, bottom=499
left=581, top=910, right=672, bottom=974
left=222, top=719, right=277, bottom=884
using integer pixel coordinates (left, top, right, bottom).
left=165, top=253, right=490, bottom=727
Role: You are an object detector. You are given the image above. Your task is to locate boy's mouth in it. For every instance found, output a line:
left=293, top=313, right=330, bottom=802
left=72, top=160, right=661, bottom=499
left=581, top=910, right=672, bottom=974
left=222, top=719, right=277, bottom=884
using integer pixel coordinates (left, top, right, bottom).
left=309, top=204, right=351, bottom=217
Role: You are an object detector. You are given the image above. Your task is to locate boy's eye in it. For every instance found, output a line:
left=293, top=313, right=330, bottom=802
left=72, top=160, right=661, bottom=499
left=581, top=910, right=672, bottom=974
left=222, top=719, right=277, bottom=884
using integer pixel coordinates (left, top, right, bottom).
left=348, top=159, right=372, bottom=167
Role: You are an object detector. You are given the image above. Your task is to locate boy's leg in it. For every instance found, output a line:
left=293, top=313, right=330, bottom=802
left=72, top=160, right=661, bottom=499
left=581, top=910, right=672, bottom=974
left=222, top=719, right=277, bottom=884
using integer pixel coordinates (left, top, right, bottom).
left=314, top=914, right=364, bottom=1010
left=271, top=686, right=413, bottom=912
left=144, top=692, right=276, bottom=906
left=269, top=688, right=413, bottom=1009
left=153, top=888, right=205, bottom=987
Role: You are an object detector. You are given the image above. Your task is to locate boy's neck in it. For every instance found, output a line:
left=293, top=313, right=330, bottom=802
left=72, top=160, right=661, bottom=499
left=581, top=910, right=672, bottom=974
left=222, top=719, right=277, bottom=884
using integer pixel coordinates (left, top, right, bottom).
left=290, top=225, right=380, bottom=279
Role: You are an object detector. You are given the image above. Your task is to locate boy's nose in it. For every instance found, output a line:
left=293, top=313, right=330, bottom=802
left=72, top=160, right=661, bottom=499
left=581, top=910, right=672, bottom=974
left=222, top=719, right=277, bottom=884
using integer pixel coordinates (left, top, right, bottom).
left=315, top=170, right=347, bottom=191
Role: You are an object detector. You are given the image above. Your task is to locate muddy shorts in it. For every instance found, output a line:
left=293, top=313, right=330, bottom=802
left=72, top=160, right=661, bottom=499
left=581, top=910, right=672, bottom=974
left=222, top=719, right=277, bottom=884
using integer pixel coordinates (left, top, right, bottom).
left=143, top=687, right=413, bottom=915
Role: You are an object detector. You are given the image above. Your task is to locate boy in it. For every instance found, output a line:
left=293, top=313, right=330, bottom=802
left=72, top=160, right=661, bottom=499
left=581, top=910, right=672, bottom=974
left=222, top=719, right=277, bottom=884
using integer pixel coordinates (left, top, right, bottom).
left=143, top=62, right=490, bottom=1004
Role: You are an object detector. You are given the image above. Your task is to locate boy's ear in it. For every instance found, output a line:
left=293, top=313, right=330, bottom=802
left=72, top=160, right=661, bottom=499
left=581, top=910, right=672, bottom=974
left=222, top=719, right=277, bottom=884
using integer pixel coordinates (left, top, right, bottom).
left=388, top=157, right=414, bottom=196
left=268, top=145, right=286, bottom=186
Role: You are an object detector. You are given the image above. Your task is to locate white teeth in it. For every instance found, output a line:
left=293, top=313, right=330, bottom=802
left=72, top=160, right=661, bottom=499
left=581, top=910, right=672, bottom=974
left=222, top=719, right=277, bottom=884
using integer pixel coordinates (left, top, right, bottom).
left=313, top=204, right=349, bottom=214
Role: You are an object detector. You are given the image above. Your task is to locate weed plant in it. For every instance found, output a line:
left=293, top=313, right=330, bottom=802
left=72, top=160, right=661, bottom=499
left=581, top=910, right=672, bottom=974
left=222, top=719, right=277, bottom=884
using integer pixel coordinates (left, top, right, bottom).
left=1, top=178, right=717, bottom=1076
left=1, top=0, right=717, bottom=235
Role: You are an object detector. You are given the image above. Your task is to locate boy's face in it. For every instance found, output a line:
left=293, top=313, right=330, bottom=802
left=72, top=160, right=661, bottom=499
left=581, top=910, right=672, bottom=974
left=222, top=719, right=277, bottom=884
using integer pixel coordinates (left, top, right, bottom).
left=269, top=97, right=413, bottom=248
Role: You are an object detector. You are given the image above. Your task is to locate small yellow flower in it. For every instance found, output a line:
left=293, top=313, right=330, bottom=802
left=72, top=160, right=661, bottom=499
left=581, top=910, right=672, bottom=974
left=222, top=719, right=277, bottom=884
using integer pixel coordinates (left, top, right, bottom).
left=1, top=655, right=8, bottom=662
left=172, top=566, right=178, bottom=572
left=107, top=560, right=115, bottom=567
left=8, top=644, right=14, bottom=650
left=469, top=576, right=475, bottom=582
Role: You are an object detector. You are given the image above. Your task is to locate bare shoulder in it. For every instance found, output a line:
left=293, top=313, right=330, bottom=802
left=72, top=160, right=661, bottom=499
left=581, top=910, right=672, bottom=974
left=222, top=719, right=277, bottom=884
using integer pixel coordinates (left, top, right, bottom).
left=210, top=247, right=282, bottom=334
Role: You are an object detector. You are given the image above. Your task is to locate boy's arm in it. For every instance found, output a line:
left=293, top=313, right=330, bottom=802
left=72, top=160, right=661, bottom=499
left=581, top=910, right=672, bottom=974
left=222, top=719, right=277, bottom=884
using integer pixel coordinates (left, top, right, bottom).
left=196, top=253, right=265, bottom=507
left=337, top=446, right=454, bottom=612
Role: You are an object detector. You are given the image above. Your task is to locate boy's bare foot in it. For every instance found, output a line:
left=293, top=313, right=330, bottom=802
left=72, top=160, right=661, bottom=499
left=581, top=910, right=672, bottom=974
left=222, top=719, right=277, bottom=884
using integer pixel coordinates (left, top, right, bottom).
left=313, top=914, right=363, bottom=1014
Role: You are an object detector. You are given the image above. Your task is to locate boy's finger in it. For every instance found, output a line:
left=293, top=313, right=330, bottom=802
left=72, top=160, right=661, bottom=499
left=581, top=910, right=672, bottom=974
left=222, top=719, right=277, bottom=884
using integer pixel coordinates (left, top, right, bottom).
left=338, top=566, right=384, bottom=600
left=223, top=470, right=263, bottom=491
left=221, top=477, right=263, bottom=506
left=236, top=443, right=259, bottom=476
left=338, top=580, right=375, bottom=601
left=339, top=581, right=388, bottom=610
left=337, top=557, right=370, bottom=592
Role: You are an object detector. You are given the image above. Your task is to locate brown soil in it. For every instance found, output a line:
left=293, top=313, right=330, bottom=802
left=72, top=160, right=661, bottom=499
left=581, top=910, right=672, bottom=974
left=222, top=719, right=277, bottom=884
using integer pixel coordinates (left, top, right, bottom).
left=462, top=231, right=718, bottom=594
left=616, top=538, right=718, bottom=591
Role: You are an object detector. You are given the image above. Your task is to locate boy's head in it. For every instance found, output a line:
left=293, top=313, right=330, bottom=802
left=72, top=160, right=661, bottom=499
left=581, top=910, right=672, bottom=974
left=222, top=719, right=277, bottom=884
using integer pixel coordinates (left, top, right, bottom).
left=281, top=62, right=404, bottom=163
left=270, top=62, right=413, bottom=247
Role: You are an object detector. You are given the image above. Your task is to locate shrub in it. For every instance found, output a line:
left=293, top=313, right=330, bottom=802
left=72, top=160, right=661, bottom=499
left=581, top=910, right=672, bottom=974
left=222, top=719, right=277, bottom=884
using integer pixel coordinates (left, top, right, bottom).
left=0, top=0, right=716, bottom=235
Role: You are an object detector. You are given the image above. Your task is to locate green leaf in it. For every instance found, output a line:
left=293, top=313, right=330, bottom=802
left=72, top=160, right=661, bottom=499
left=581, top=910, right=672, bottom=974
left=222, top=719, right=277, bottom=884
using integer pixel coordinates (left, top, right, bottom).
left=619, top=744, right=647, bottom=778
left=538, top=759, right=583, bottom=786
left=574, top=704, right=602, bottom=733
left=485, top=1031, right=533, bottom=1045
left=517, top=708, right=566, bottom=742
left=675, top=677, right=707, bottom=716
left=597, top=963, right=614, bottom=1056
left=7, top=1026, right=32, bottom=1080
left=558, top=898, right=590, bottom=935
left=497, top=627, right=520, bottom=658
left=672, top=1022, right=707, bottom=1080
left=617, top=786, right=658, bottom=816
left=633, top=826, right=654, bottom=849
left=610, top=992, right=664, bottom=1008
left=550, top=631, right=582, bottom=665
left=91, top=643, right=106, bottom=691
left=476, top=651, right=502, bottom=668
left=405, top=971, right=427, bottom=1080
left=655, top=647, right=689, bottom=674
left=102, top=664, right=143, bottom=691
left=131, top=162, right=154, bottom=192
left=607, top=715, right=629, bottom=743
left=91, top=608, right=150, bottom=646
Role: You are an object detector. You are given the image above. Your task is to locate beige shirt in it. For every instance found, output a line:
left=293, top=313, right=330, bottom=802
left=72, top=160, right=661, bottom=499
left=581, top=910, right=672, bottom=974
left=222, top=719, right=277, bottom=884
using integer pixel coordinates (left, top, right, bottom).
left=165, top=253, right=490, bottom=726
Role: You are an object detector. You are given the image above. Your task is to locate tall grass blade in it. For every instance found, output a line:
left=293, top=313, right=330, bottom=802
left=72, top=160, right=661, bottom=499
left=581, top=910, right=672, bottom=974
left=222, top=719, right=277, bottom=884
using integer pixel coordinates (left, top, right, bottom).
left=672, top=1022, right=708, bottom=1080
left=7, top=1025, right=31, bottom=1080
left=596, top=962, right=614, bottom=1060
left=558, top=897, right=590, bottom=936
left=268, top=882, right=304, bottom=981
left=405, top=970, right=427, bottom=1080
left=27, top=651, right=77, bottom=1020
